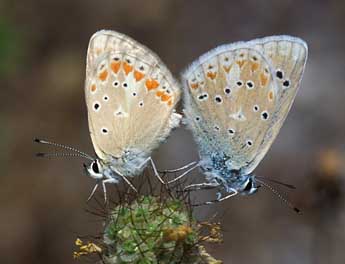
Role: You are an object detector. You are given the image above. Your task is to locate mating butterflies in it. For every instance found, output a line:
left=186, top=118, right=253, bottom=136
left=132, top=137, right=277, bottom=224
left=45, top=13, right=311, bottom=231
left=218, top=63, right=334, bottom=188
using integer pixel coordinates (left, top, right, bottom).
left=181, top=36, right=307, bottom=204
left=83, top=30, right=181, bottom=199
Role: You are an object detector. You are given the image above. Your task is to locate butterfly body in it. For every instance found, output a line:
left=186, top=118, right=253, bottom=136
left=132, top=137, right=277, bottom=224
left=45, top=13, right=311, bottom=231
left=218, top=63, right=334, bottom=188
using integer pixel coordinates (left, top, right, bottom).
left=182, top=35, right=307, bottom=200
left=199, top=151, right=258, bottom=195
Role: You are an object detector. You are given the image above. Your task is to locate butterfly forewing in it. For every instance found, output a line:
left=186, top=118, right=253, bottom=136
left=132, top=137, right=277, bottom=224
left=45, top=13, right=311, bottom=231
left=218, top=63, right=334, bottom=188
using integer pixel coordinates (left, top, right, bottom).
left=85, top=30, right=181, bottom=161
left=183, top=36, right=307, bottom=173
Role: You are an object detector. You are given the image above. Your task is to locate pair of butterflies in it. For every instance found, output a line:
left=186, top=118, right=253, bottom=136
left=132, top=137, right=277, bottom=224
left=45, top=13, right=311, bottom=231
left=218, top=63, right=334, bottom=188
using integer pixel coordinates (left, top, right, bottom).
left=37, top=30, right=308, bottom=206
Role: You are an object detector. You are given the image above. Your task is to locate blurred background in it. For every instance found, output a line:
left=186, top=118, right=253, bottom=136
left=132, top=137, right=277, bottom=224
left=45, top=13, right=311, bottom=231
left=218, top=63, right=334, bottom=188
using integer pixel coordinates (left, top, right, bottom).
left=1, top=0, right=345, bottom=263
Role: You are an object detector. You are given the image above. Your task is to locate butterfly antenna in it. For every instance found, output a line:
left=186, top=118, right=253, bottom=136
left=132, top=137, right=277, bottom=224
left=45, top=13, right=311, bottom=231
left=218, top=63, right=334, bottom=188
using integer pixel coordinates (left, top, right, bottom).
left=34, top=138, right=94, bottom=160
left=256, top=176, right=296, bottom=189
left=36, top=152, right=93, bottom=160
left=256, top=179, right=301, bottom=214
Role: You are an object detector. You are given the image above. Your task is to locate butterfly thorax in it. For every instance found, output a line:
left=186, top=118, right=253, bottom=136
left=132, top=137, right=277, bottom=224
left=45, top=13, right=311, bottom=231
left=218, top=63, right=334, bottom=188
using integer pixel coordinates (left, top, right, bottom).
left=200, top=152, right=257, bottom=195
left=102, top=148, right=148, bottom=177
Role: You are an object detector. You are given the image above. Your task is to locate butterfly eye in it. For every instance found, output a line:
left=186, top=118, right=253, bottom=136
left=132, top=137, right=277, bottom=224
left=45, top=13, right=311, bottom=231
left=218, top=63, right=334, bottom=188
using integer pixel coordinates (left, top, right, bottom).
left=243, top=178, right=253, bottom=192
left=91, top=161, right=100, bottom=174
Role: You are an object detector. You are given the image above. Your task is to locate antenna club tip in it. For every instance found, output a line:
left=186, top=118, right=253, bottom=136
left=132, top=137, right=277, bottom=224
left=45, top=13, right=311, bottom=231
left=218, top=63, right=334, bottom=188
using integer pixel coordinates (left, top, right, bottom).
left=36, top=152, right=45, bottom=157
left=294, top=207, right=302, bottom=214
left=34, top=138, right=41, bottom=143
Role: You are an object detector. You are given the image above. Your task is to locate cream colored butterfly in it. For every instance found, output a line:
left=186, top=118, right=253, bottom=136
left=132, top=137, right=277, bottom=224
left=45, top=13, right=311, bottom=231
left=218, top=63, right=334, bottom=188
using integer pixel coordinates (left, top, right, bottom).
left=172, top=36, right=307, bottom=208
left=83, top=30, right=181, bottom=200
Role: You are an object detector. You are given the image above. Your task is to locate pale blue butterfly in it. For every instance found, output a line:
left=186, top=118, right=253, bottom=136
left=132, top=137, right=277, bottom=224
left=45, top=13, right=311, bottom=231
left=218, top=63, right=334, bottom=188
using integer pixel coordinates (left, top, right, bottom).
left=169, top=36, right=307, bottom=210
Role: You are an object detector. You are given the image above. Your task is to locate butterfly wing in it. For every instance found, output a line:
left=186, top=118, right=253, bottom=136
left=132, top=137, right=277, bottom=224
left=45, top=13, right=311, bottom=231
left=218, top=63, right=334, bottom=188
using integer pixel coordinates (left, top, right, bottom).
left=85, top=30, right=181, bottom=161
left=182, top=36, right=307, bottom=174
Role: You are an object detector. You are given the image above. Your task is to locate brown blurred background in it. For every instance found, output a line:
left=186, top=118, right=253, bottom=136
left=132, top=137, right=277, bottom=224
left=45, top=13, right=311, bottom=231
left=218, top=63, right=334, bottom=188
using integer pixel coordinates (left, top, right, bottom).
left=1, top=0, right=345, bottom=263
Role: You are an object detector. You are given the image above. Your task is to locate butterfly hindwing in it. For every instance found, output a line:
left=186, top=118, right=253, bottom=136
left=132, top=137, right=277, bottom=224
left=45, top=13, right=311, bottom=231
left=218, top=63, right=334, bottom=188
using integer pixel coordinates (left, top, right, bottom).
left=183, top=36, right=307, bottom=173
left=85, top=30, right=181, bottom=161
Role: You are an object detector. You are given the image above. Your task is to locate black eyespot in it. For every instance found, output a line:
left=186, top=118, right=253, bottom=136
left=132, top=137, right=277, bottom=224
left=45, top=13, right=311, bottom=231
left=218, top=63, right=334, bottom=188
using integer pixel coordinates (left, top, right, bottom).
left=126, top=59, right=131, bottom=63
left=94, top=103, right=100, bottom=110
left=246, top=81, right=254, bottom=89
left=228, top=129, right=235, bottom=135
left=139, top=65, right=144, bottom=71
left=247, top=140, right=253, bottom=146
left=92, top=161, right=99, bottom=174
left=123, top=82, right=128, bottom=88
left=253, top=105, right=259, bottom=112
left=283, top=80, right=290, bottom=87
left=214, top=125, right=220, bottom=131
left=103, top=96, right=109, bottom=101
left=195, top=116, right=201, bottom=121
left=113, top=57, right=120, bottom=61
left=224, top=88, right=231, bottom=94
left=198, top=93, right=208, bottom=101
left=113, top=81, right=119, bottom=87
left=237, top=81, right=243, bottom=86
left=102, top=128, right=108, bottom=134
left=139, top=101, right=144, bottom=107
left=132, top=92, right=137, bottom=96
left=215, top=96, right=222, bottom=103
left=276, top=70, right=283, bottom=79
left=252, top=56, right=258, bottom=61
left=261, top=111, right=269, bottom=120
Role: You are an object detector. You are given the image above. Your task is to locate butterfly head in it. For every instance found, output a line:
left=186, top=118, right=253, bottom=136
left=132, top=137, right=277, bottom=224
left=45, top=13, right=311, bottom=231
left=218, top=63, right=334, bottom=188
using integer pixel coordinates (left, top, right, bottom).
left=85, top=158, right=120, bottom=181
left=238, top=174, right=258, bottom=195
left=84, top=159, right=105, bottom=180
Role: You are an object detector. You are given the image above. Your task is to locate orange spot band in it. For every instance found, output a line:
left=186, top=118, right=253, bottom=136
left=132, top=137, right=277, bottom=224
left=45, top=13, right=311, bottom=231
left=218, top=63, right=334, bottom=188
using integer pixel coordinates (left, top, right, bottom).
left=123, top=62, right=133, bottom=75
left=207, top=72, right=217, bottom=80
left=260, top=73, right=268, bottom=86
left=191, top=83, right=198, bottom=89
left=134, top=70, right=144, bottom=82
left=111, top=62, right=121, bottom=74
left=146, top=79, right=159, bottom=91
left=98, top=70, right=108, bottom=81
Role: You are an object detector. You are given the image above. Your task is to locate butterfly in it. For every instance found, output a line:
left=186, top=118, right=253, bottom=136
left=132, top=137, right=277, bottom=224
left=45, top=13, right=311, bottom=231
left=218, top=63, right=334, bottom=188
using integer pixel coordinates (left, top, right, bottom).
left=174, top=35, right=307, bottom=208
left=36, top=30, right=181, bottom=201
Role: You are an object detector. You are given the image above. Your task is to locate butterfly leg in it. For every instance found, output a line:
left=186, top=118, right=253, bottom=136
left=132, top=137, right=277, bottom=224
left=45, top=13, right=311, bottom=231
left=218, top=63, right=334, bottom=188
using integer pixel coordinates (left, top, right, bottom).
left=101, top=178, right=119, bottom=202
left=138, top=157, right=165, bottom=184
left=167, top=163, right=200, bottom=184
left=87, top=183, right=99, bottom=202
left=203, top=189, right=238, bottom=205
left=184, top=182, right=219, bottom=192
left=161, top=161, right=198, bottom=173
left=117, top=175, right=138, bottom=193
